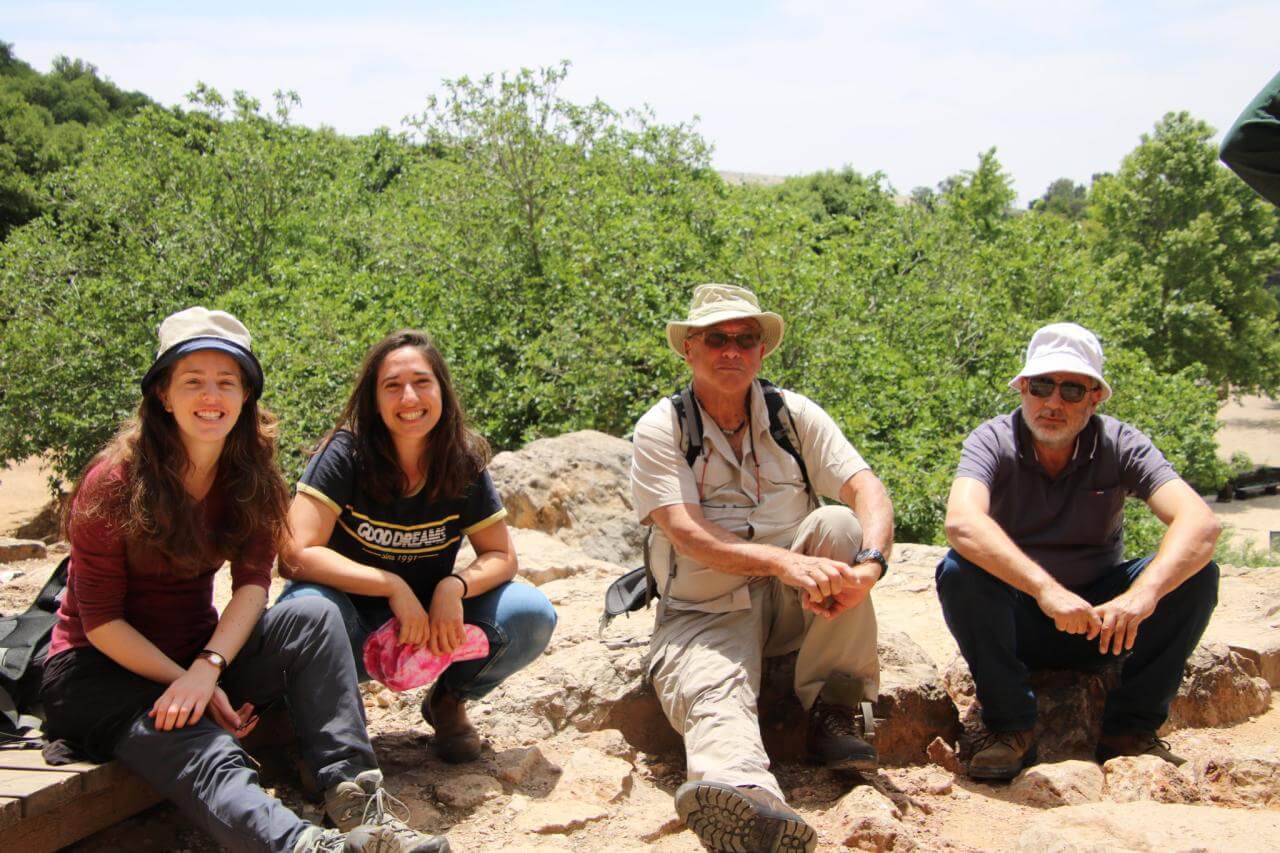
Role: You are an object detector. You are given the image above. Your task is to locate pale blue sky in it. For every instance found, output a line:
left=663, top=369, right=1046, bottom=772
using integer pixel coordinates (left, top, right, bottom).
left=4, top=1, right=1276, bottom=204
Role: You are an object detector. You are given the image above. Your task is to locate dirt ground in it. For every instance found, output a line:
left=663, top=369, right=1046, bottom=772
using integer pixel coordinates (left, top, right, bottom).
left=0, top=397, right=1276, bottom=851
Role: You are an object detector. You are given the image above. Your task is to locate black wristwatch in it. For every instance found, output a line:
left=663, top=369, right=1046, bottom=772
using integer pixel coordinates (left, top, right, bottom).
left=855, top=548, right=889, bottom=579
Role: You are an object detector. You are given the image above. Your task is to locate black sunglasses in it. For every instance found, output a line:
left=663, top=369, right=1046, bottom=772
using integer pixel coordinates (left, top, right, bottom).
left=1026, top=376, right=1097, bottom=403
left=691, top=330, right=762, bottom=350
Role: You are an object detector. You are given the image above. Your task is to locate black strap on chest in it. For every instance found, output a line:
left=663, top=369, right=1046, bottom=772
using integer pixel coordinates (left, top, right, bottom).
left=670, top=378, right=815, bottom=500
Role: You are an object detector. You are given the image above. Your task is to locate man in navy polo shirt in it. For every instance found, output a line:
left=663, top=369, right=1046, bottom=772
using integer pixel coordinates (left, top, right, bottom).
left=936, top=323, right=1221, bottom=780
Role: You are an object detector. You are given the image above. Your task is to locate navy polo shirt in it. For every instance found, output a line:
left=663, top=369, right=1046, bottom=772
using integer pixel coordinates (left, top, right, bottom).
left=956, top=409, right=1178, bottom=588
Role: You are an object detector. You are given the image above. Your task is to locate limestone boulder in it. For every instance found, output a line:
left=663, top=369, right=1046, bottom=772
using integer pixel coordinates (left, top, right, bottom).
left=828, top=784, right=916, bottom=850
left=489, top=430, right=643, bottom=565
left=455, top=527, right=623, bottom=587
left=944, top=657, right=1119, bottom=762
left=1010, top=760, right=1104, bottom=807
left=1102, top=755, right=1200, bottom=804
left=0, top=537, right=46, bottom=563
left=1195, top=748, right=1280, bottom=809
left=1164, top=643, right=1271, bottom=730
left=1016, top=802, right=1280, bottom=852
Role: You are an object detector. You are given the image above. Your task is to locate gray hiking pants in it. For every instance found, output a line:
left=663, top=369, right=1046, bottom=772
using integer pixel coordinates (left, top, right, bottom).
left=112, top=596, right=377, bottom=853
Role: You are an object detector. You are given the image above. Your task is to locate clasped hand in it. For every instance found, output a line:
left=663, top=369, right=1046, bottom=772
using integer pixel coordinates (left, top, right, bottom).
left=1036, top=583, right=1159, bottom=655
left=776, top=553, right=877, bottom=620
left=389, top=576, right=466, bottom=655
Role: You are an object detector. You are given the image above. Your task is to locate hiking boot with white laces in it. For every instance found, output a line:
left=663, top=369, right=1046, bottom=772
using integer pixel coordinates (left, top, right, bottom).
left=966, top=728, right=1037, bottom=780
left=675, top=780, right=816, bottom=853
left=323, top=769, right=450, bottom=852
left=805, top=697, right=878, bottom=771
left=293, top=826, right=347, bottom=853
left=325, top=769, right=385, bottom=833
left=1096, top=730, right=1187, bottom=767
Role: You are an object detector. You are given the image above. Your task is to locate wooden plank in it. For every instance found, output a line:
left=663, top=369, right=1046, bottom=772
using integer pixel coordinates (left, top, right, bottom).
left=0, top=753, right=133, bottom=793
left=0, top=766, right=83, bottom=817
left=5, top=771, right=161, bottom=853
left=0, top=794, right=22, bottom=829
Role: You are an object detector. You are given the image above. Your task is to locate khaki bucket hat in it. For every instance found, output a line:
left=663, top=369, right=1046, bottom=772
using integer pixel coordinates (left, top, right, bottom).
left=665, top=283, right=785, bottom=357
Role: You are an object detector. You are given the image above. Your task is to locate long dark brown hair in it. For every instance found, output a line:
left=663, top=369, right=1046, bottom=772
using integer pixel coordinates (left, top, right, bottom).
left=65, top=362, right=291, bottom=577
left=326, top=329, right=490, bottom=504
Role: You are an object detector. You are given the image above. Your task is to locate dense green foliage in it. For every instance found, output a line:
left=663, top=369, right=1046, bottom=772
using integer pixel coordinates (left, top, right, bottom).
left=2, top=55, right=1277, bottom=549
left=0, top=42, right=152, bottom=239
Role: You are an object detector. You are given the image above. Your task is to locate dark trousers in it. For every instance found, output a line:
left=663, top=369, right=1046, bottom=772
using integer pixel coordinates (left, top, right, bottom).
left=43, top=596, right=377, bottom=853
left=934, top=549, right=1218, bottom=734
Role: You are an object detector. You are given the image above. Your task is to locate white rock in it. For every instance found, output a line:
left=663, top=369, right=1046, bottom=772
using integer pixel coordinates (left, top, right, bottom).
left=1010, top=760, right=1104, bottom=807
left=1103, top=755, right=1199, bottom=804
left=1017, top=802, right=1280, bottom=852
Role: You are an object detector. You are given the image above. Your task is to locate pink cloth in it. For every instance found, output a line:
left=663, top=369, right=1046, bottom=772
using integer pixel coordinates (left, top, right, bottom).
left=362, top=618, right=490, bottom=692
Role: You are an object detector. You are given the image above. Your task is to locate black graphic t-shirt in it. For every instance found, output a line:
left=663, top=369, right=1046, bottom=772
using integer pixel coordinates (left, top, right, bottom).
left=297, top=430, right=507, bottom=613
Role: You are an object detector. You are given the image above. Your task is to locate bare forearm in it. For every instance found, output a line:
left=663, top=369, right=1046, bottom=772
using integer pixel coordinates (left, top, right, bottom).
left=663, top=518, right=789, bottom=577
left=287, top=545, right=405, bottom=598
left=454, top=548, right=517, bottom=597
left=843, top=473, right=895, bottom=556
left=1132, top=513, right=1221, bottom=599
left=204, top=586, right=266, bottom=664
left=946, top=511, right=1062, bottom=597
left=86, top=621, right=187, bottom=684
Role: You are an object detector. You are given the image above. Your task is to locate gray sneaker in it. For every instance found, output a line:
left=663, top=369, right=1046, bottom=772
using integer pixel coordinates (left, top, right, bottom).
left=324, top=769, right=450, bottom=852
left=325, top=769, right=385, bottom=833
left=292, top=825, right=347, bottom=853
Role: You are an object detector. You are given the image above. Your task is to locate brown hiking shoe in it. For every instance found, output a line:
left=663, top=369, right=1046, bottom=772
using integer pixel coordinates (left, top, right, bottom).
left=422, top=683, right=482, bottom=763
left=805, top=697, right=878, bottom=771
left=1096, top=731, right=1186, bottom=767
left=966, top=728, right=1037, bottom=781
left=674, top=780, right=816, bottom=852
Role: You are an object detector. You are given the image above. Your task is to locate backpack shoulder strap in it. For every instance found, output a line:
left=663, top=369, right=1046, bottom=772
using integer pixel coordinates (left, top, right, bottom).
left=670, top=385, right=704, bottom=468
left=758, top=379, right=816, bottom=504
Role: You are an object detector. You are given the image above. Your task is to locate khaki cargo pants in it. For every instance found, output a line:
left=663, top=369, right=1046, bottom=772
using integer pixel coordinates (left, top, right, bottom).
left=648, top=505, right=879, bottom=799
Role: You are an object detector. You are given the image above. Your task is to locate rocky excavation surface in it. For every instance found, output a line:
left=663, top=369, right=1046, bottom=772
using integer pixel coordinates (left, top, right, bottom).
left=2, top=430, right=1279, bottom=851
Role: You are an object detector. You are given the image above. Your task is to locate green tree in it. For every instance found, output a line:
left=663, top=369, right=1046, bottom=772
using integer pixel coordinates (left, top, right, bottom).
left=1088, top=111, right=1280, bottom=396
left=1031, top=177, right=1087, bottom=219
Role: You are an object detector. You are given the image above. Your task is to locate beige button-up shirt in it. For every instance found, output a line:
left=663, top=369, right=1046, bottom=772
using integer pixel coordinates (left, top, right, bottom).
left=631, top=381, right=869, bottom=613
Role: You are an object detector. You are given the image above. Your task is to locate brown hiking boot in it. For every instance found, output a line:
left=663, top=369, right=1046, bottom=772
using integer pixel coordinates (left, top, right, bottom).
left=966, top=728, right=1037, bottom=781
left=1096, top=731, right=1186, bottom=767
left=422, top=683, right=482, bottom=763
left=674, top=780, right=816, bottom=852
left=805, top=697, right=878, bottom=772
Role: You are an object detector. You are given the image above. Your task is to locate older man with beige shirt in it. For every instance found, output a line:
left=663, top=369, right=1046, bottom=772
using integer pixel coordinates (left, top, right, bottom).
left=630, top=284, right=894, bottom=853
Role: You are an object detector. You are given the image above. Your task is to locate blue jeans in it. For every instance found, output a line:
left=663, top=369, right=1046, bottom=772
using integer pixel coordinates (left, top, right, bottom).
left=277, top=579, right=557, bottom=700
left=935, top=549, right=1218, bottom=735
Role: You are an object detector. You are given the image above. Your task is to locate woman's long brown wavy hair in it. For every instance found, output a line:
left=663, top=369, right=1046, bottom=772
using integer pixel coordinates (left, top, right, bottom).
left=326, top=329, right=490, bottom=504
left=65, top=363, right=291, bottom=577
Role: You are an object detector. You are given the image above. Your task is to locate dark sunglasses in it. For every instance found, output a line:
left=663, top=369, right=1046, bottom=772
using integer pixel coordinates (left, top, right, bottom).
left=1026, top=376, right=1097, bottom=403
left=691, top=330, right=762, bottom=350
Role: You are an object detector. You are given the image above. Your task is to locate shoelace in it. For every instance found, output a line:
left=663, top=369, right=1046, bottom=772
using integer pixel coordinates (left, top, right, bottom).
left=819, top=705, right=860, bottom=738
left=362, top=786, right=415, bottom=831
left=971, top=730, right=1025, bottom=753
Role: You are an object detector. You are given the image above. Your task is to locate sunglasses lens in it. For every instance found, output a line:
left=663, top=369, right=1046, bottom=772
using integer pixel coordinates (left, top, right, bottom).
left=697, top=332, right=760, bottom=349
left=1028, top=378, right=1055, bottom=398
left=1059, top=383, right=1086, bottom=402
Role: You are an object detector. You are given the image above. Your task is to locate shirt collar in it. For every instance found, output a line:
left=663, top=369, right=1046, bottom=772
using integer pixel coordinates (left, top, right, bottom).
left=1012, top=407, right=1100, bottom=475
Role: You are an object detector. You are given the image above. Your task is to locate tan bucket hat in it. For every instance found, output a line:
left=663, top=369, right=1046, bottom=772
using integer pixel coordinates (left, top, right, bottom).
left=665, top=283, right=785, bottom=357
left=141, top=306, right=264, bottom=399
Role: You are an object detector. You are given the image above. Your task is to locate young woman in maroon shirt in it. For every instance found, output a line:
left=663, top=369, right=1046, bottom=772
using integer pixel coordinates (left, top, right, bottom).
left=40, top=308, right=448, bottom=853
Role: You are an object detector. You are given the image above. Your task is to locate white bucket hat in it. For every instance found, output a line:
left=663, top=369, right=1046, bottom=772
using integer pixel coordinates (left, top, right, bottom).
left=1009, top=322, right=1111, bottom=402
left=665, top=283, right=785, bottom=357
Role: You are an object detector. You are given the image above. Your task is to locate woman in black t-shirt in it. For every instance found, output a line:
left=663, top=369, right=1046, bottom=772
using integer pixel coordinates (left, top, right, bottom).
left=279, top=329, right=556, bottom=763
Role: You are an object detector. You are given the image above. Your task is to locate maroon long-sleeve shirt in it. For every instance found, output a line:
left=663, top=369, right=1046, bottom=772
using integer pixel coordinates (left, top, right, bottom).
left=48, top=461, right=275, bottom=665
